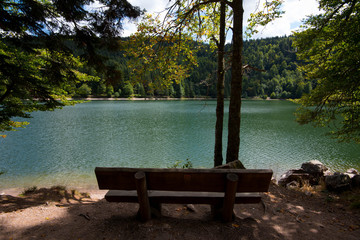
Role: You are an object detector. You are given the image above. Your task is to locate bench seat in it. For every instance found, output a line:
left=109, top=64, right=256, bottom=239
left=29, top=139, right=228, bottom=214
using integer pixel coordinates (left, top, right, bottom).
left=95, top=167, right=272, bottom=222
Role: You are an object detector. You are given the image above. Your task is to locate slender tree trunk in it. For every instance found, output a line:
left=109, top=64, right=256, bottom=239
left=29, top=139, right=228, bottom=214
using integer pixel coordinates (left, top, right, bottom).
left=226, top=0, right=243, bottom=163
left=214, top=0, right=226, bottom=167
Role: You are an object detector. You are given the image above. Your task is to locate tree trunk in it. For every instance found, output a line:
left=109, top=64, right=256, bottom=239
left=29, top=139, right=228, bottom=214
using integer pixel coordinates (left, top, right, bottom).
left=214, top=0, right=226, bottom=167
left=226, top=0, right=243, bottom=163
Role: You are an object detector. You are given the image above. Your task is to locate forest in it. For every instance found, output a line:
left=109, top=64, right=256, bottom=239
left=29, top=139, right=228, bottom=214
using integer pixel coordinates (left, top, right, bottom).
left=67, top=35, right=310, bottom=99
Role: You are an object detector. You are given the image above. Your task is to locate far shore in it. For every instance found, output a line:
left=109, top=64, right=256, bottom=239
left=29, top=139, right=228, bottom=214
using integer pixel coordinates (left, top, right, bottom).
left=69, top=96, right=278, bottom=101
left=73, top=97, right=215, bottom=101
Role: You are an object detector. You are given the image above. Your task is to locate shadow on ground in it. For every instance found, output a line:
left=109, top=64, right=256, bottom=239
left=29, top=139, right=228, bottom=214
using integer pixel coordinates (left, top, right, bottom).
left=0, top=186, right=92, bottom=213
left=1, top=184, right=360, bottom=240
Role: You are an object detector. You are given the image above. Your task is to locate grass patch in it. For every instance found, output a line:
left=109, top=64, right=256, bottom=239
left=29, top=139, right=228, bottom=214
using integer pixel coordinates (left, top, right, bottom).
left=71, top=189, right=90, bottom=199
left=169, top=159, right=193, bottom=169
left=299, top=180, right=315, bottom=194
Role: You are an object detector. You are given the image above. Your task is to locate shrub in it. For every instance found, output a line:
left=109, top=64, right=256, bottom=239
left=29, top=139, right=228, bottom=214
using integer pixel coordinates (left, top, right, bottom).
left=114, top=91, right=120, bottom=98
left=280, top=91, right=291, bottom=99
left=169, top=159, right=193, bottom=169
left=122, top=82, right=134, bottom=97
left=77, top=83, right=92, bottom=97
left=270, top=92, right=277, bottom=99
left=106, top=85, right=114, bottom=97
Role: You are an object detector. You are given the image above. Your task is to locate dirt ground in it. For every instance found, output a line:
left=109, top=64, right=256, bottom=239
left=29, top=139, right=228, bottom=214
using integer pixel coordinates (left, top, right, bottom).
left=1, top=183, right=359, bottom=240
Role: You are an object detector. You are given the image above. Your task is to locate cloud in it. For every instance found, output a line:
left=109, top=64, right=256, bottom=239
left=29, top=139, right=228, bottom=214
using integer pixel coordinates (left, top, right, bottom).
left=122, top=0, right=170, bottom=36
left=129, top=0, right=170, bottom=13
left=122, top=0, right=322, bottom=38
left=249, top=0, right=321, bottom=38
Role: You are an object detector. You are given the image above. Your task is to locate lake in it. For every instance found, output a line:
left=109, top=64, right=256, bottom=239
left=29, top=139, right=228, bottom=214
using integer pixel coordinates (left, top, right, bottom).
left=0, top=100, right=359, bottom=190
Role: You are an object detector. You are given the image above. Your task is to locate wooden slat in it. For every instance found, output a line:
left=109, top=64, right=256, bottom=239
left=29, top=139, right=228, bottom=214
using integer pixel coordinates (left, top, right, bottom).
left=95, top=167, right=272, bottom=193
left=105, top=190, right=262, bottom=204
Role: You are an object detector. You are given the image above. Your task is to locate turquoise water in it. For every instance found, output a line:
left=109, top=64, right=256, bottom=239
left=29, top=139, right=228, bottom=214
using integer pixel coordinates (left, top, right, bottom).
left=0, top=100, right=359, bottom=189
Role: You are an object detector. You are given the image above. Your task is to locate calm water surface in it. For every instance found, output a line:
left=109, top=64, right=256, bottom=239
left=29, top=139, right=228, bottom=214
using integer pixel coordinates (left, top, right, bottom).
left=1, top=100, right=359, bottom=189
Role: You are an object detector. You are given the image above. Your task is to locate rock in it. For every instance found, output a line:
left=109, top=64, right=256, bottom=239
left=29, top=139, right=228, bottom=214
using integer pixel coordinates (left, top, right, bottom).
left=325, top=173, right=351, bottom=192
left=345, top=173, right=356, bottom=179
left=351, top=175, right=360, bottom=188
left=301, top=160, right=328, bottom=185
left=278, top=169, right=310, bottom=187
left=271, top=178, right=277, bottom=185
left=345, top=168, right=359, bottom=179
left=301, top=160, right=328, bottom=174
left=346, top=168, right=359, bottom=175
left=286, top=180, right=300, bottom=190
left=214, top=160, right=245, bottom=169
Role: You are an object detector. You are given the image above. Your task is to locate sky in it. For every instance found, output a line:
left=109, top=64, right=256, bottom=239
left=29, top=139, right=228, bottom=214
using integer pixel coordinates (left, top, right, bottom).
left=123, top=0, right=322, bottom=39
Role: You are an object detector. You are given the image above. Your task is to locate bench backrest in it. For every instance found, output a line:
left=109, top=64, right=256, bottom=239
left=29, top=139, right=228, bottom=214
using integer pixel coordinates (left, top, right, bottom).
left=95, top=167, right=273, bottom=193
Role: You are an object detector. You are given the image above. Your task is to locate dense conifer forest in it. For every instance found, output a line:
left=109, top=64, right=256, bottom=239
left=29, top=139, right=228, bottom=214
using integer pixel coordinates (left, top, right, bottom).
left=68, top=36, right=310, bottom=99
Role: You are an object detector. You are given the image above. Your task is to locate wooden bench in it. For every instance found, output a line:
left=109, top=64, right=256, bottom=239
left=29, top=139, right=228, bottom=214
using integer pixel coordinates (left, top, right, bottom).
left=95, top=167, right=273, bottom=222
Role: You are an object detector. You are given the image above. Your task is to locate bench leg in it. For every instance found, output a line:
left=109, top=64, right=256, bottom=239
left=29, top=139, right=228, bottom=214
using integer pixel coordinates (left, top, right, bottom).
left=135, top=171, right=151, bottom=222
left=222, top=173, right=238, bottom=222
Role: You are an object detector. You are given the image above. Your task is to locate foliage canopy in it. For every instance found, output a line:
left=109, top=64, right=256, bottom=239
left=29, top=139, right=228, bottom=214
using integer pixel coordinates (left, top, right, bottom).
left=0, top=0, right=141, bottom=135
left=294, top=0, right=360, bottom=143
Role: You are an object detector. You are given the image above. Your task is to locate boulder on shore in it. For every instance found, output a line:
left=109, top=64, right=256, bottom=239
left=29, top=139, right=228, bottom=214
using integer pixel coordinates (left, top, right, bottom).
left=214, top=160, right=245, bottom=169
left=345, top=168, right=359, bottom=179
left=301, top=160, right=329, bottom=185
left=352, top=175, right=360, bottom=188
left=325, top=173, right=352, bottom=192
left=278, top=169, right=310, bottom=187
left=301, top=160, right=328, bottom=174
left=278, top=161, right=360, bottom=192
left=278, top=160, right=328, bottom=187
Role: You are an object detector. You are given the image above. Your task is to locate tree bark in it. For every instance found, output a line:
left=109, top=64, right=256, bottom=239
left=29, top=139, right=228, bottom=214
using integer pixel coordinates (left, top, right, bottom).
left=226, top=0, right=243, bottom=163
left=214, top=0, right=226, bottom=167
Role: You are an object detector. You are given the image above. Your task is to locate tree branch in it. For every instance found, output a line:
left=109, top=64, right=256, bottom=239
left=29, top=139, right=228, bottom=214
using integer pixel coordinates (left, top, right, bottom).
left=242, top=64, right=266, bottom=73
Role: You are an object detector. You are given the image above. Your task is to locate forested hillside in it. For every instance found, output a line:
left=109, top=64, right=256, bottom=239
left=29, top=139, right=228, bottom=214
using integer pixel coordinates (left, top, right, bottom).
left=69, top=36, right=311, bottom=99
left=187, top=36, right=310, bottom=99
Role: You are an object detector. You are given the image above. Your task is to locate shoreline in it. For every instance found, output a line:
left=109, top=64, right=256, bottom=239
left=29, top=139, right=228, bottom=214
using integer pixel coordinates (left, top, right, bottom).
left=1, top=162, right=359, bottom=197
left=69, top=96, right=279, bottom=101
left=72, top=97, right=217, bottom=101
